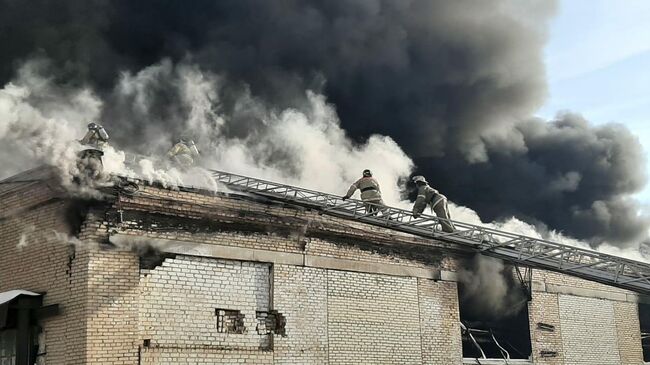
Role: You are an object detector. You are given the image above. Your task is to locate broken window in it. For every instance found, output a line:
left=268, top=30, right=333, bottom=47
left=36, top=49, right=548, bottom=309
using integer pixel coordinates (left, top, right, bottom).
left=256, top=310, right=286, bottom=336
left=457, top=257, right=532, bottom=361
left=639, top=302, right=650, bottom=362
left=215, top=309, right=246, bottom=334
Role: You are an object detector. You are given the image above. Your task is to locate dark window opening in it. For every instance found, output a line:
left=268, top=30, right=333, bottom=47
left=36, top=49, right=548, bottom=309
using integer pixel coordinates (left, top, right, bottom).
left=256, top=310, right=286, bottom=337
left=0, top=294, right=52, bottom=365
left=215, top=309, right=246, bottom=334
left=458, top=266, right=532, bottom=360
left=638, top=302, right=650, bottom=362
left=0, top=329, right=16, bottom=364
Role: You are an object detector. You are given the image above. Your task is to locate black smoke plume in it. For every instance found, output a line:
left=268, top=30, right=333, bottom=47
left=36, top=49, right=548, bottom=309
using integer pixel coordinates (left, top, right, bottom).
left=0, top=0, right=647, bottom=246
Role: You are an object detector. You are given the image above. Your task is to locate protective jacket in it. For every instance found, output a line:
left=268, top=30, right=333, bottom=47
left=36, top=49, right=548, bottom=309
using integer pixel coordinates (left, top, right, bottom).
left=167, top=141, right=200, bottom=166
left=80, top=126, right=109, bottom=150
left=412, top=184, right=445, bottom=216
left=412, top=183, right=455, bottom=232
left=345, top=177, right=382, bottom=202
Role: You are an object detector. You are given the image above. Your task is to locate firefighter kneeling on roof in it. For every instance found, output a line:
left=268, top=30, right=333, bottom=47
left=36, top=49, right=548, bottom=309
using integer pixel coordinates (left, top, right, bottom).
left=411, top=175, right=455, bottom=233
left=342, top=169, right=384, bottom=215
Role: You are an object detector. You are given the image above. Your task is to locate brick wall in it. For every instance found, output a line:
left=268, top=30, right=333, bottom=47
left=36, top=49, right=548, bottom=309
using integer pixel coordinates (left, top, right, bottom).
left=273, top=265, right=328, bottom=364
left=139, top=255, right=273, bottom=364
left=4, top=172, right=649, bottom=365
left=558, top=295, right=620, bottom=364
left=84, top=250, right=140, bottom=364
left=0, top=179, right=88, bottom=364
left=327, top=270, right=422, bottom=364
left=614, top=301, right=643, bottom=365
left=528, top=292, right=565, bottom=365
left=418, top=279, right=462, bottom=365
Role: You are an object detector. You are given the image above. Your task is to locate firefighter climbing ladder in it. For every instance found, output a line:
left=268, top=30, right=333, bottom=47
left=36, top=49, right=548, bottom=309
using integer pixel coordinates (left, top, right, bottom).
left=210, top=169, right=650, bottom=295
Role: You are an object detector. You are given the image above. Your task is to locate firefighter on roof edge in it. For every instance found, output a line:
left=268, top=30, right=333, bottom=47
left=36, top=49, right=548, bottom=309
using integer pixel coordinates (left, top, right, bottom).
left=167, top=136, right=200, bottom=168
left=80, top=122, right=110, bottom=150
left=342, top=169, right=384, bottom=215
left=77, top=122, right=110, bottom=181
left=411, top=175, right=455, bottom=233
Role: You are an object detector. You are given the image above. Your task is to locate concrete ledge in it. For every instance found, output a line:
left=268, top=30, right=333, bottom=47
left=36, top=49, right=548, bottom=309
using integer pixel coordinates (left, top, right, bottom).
left=304, top=255, right=440, bottom=280
left=109, top=234, right=304, bottom=266
left=463, top=359, right=532, bottom=365
left=109, top=234, right=445, bottom=280
left=440, top=270, right=458, bottom=282
left=536, top=282, right=631, bottom=302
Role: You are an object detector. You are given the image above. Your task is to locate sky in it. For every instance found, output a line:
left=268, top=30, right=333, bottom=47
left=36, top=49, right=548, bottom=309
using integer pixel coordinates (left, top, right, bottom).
left=538, top=0, right=650, bottom=204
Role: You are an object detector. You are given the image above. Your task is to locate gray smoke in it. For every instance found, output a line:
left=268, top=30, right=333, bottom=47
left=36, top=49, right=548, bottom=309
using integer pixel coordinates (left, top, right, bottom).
left=458, top=255, right=527, bottom=319
left=0, top=0, right=648, bottom=247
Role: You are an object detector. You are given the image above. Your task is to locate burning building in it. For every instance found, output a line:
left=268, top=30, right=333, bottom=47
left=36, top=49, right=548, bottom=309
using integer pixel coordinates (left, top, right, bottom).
left=0, top=166, right=647, bottom=365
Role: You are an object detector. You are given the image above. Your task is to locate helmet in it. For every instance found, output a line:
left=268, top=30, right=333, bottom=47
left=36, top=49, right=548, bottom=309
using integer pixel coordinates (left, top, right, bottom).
left=87, top=122, right=99, bottom=130
left=412, top=175, right=427, bottom=184
left=362, top=169, right=372, bottom=177
left=179, top=133, right=193, bottom=144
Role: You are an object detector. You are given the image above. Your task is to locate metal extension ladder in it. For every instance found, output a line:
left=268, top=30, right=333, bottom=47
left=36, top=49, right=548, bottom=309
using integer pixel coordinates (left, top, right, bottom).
left=210, top=169, right=650, bottom=295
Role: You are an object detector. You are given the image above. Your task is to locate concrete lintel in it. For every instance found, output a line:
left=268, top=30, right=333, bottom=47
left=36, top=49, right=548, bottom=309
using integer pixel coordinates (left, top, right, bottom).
left=531, top=280, right=546, bottom=292
left=440, top=270, right=458, bottom=282
left=304, top=255, right=440, bottom=280
left=110, top=234, right=304, bottom=266
left=544, top=283, right=629, bottom=302
left=109, top=233, right=442, bottom=279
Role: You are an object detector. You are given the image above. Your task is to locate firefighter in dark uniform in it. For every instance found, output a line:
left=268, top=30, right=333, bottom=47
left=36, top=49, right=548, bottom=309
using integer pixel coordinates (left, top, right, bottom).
left=411, top=175, right=455, bottom=232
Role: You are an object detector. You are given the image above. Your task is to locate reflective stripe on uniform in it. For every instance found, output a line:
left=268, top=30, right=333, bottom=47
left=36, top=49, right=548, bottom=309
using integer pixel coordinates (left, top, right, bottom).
left=431, top=196, right=445, bottom=210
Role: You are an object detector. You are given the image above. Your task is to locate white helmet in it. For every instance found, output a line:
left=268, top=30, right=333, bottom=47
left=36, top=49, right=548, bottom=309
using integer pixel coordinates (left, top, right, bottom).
left=412, top=175, right=427, bottom=184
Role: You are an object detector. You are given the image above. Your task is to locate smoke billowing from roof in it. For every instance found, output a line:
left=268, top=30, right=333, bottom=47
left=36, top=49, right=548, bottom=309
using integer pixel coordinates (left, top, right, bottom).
left=0, top=0, right=648, bottom=247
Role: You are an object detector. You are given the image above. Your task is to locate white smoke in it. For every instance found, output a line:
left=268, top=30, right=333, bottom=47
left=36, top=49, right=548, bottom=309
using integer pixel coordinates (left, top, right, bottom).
left=111, top=60, right=414, bottom=202
left=0, top=60, right=101, bottom=184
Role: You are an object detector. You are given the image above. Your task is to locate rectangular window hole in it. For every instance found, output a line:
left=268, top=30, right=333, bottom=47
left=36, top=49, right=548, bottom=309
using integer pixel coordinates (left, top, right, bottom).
left=256, top=310, right=286, bottom=337
left=458, top=259, right=532, bottom=360
left=540, top=350, right=558, bottom=358
left=215, top=308, right=246, bottom=334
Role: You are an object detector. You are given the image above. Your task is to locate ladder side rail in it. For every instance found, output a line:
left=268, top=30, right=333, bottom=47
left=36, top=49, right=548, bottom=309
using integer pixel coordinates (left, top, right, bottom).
left=210, top=169, right=650, bottom=291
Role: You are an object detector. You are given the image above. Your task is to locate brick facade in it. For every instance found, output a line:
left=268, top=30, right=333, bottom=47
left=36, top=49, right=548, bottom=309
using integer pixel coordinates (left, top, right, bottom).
left=0, top=169, right=646, bottom=364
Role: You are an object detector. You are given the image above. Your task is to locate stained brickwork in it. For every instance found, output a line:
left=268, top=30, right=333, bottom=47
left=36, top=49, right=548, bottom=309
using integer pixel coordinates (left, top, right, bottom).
left=139, top=255, right=272, bottom=364
left=327, top=270, right=422, bottom=364
left=613, top=301, right=643, bottom=365
left=85, top=250, right=140, bottom=364
left=559, top=295, right=620, bottom=364
left=139, top=348, right=273, bottom=364
left=273, top=265, right=329, bottom=364
left=536, top=270, right=631, bottom=295
left=528, top=292, right=565, bottom=365
left=418, top=278, right=462, bottom=365
left=0, top=177, right=88, bottom=364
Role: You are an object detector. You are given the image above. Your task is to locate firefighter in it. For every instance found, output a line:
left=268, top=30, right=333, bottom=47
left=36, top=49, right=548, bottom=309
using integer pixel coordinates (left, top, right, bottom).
left=411, top=175, right=455, bottom=233
left=342, top=169, right=384, bottom=215
left=77, top=122, right=110, bottom=182
left=167, top=136, right=200, bottom=168
left=80, top=122, right=110, bottom=150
